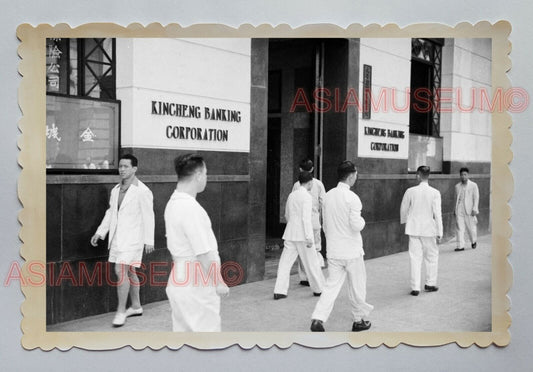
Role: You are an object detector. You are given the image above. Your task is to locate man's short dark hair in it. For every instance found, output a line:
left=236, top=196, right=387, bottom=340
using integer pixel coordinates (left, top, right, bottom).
left=298, top=171, right=314, bottom=185
left=417, top=165, right=430, bottom=179
left=174, top=154, right=205, bottom=179
left=459, top=167, right=469, bottom=174
left=299, top=159, right=314, bottom=172
left=120, top=153, right=138, bottom=167
left=337, top=160, right=357, bottom=181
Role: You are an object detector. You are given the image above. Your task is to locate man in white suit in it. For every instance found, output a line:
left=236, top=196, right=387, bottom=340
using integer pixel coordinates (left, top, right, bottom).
left=310, top=161, right=373, bottom=332
left=400, top=165, right=443, bottom=296
left=454, top=167, right=479, bottom=251
left=164, top=154, right=229, bottom=332
left=273, top=171, right=325, bottom=299
left=291, top=159, right=326, bottom=286
left=90, top=154, right=155, bottom=327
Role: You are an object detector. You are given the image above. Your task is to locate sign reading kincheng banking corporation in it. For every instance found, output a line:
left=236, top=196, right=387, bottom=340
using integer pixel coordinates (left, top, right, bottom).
left=130, top=95, right=250, bottom=153
left=358, top=122, right=409, bottom=159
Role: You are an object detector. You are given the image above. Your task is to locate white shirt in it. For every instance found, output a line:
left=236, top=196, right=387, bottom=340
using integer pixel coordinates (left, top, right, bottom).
left=292, top=178, right=326, bottom=229
left=322, top=182, right=366, bottom=259
left=282, top=187, right=314, bottom=242
left=400, top=181, right=443, bottom=237
left=164, top=191, right=218, bottom=258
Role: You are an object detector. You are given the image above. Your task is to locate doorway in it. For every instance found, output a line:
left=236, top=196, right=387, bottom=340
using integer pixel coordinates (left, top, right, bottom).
left=264, top=39, right=324, bottom=278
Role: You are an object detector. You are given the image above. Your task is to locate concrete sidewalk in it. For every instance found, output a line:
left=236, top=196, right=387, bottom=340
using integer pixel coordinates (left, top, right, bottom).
left=48, top=234, right=491, bottom=333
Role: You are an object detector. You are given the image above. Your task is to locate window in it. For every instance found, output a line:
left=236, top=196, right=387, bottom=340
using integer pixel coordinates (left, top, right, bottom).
left=46, top=38, right=119, bottom=171
left=409, top=38, right=442, bottom=137
left=408, top=39, right=444, bottom=172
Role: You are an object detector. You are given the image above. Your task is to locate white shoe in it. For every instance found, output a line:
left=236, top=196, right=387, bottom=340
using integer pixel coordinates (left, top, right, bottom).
left=125, top=307, right=143, bottom=318
left=112, top=312, right=127, bottom=327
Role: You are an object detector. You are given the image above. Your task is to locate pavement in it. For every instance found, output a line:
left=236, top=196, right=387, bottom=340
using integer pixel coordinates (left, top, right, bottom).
left=48, top=234, right=491, bottom=333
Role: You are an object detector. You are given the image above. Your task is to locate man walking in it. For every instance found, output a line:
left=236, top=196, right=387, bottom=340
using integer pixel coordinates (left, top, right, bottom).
left=310, top=161, right=373, bottom=332
left=90, top=154, right=155, bottom=327
left=454, top=167, right=479, bottom=251
left=291, top=159, right=326, bottom=286
left=273, top=171, right=325, bottom=299
left=164, top=154, right=229, bottom=332
left=400, top=165, right=443, bottom=296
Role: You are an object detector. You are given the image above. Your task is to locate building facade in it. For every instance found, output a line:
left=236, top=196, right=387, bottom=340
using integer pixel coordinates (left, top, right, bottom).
left=46, top=37, right=491, bottom=324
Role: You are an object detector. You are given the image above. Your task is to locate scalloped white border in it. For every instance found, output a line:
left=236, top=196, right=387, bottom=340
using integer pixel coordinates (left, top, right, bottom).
left=17, top=22, right=512, bottom=350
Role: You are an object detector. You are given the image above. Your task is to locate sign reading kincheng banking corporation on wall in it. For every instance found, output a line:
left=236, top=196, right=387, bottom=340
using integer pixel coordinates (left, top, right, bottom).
left=358, top=122, right=409, bottom=159
left=134, top=95, right=250, bottom=153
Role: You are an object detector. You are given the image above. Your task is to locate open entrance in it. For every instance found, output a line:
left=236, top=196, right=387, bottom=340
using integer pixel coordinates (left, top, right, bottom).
left=264, top=39, right=324, bottom=279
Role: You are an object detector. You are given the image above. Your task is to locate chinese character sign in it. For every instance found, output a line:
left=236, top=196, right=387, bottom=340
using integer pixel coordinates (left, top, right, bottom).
left=46, top=39, right=67, bottom=93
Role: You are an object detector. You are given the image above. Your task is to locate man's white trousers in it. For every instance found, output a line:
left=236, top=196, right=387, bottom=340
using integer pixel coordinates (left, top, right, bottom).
left=456, top=213, right=477, bottom=248
left=311, top=257, right=373, bottom=322
left=166, top=258, right=221, bottom=332
left=274, top=240, right=325, bottom=295
left=408, top=236, right=439, bottom=291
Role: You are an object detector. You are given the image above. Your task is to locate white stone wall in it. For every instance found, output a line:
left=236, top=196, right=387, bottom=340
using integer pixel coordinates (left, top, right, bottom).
left=358, top=38, right=412, bottom=159
left=441, top=38, right=492, bottom=163
left=116, top=38, right=251, bottom=152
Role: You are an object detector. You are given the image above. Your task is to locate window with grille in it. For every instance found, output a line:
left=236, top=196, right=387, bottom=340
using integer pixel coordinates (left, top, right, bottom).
left=45, top=38, right=120, bottom=171
left=409, top=38, right=443, bottom=137
left=408, top=38, right=444, bottom=173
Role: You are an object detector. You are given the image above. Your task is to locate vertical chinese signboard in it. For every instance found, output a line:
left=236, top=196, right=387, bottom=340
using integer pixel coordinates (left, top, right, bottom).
left=46, top=39, right=68, bottom=94
left=362, top=64, right=372, bottom=120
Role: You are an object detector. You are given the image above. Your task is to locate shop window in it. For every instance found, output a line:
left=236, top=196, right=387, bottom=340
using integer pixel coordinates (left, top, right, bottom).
left=46, top=38, right=119, bottom=171
left=408, top=38, right=443, bottom=172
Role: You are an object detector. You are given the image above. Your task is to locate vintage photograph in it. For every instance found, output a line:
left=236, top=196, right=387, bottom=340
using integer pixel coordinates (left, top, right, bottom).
left=17, top=23, right=511, bottom=349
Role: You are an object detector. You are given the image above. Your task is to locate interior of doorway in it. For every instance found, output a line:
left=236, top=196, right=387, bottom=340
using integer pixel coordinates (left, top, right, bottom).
left=264, top=39, right=323, bottom=279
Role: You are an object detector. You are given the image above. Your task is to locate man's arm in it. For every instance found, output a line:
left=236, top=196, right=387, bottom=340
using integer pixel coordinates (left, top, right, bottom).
left=183, top=207, right=229, bottom=296
left=454, top=184, right=458, bottom=215
left=284, top=197, right=290, bottom=224
left=349, top=196, right=366, bottom=232
left=301, top=195, right=314, bottom=246
left=472, top=183, right=480, bottom=215
left=433, top=192, right=443, bottom=239
left=196, top=250, right=229, bottom=296
left=140, top=188, right=155, bottom=253
left=400, top=190, right=410, bottom=224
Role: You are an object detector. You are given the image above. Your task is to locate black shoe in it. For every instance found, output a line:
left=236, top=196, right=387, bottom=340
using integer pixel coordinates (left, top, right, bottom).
left=310, top=319, right=325, bottom=332
left=313, top=292, right=322, bottom=297
left=424, top=285, right=439, bottom=292
left=273, top=293, right=287, bottom=300
left=299, top=280, right=310, bottom=287
left=410, top=290, right=419, bottom=296
left=454, top=247, right=465, bottom=252
left=472, top=242, right=477, bottom=249
left=352, top=320, right=371, bottom=332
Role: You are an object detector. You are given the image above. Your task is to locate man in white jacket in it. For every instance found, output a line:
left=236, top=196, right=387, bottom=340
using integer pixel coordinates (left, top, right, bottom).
left=291, top=159, right=326, bottom=286
left=90, top=154, right=155, bottom=327
left=400, top=165, right=443, bottom=296
left=273, top=171, right=325, bottom=299
left=454, top=167, right=479, bottom=251
left=310, top=161, right=373, bottom=332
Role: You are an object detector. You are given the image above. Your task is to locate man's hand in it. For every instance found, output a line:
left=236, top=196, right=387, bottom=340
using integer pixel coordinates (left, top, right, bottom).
left=90, top=234, right=102, bottom=247
left=144, top=244, right=155, bottom=254
left=437, top=236, right=443, bottom=244
left=471, top=211, right=477, bottom=216
left=305, top=238, right=314, bottom=249
left=216, top=282, right=230, bottom=297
